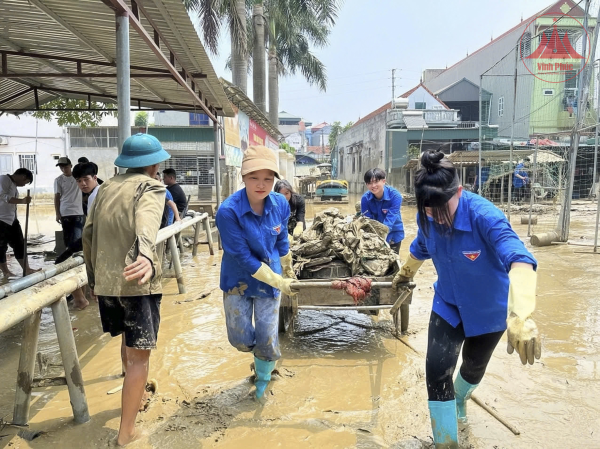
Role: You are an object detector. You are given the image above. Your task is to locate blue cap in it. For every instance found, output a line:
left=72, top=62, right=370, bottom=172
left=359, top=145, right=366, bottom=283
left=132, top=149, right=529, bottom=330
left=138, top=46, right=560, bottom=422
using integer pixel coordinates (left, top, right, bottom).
left=114, top=133, right=171, bottom=168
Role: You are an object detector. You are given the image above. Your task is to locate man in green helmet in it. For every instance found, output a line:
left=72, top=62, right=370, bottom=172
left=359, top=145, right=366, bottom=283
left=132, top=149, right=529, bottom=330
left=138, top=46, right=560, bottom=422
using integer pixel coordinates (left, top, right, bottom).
left=83, top=133, right=169, bottom=446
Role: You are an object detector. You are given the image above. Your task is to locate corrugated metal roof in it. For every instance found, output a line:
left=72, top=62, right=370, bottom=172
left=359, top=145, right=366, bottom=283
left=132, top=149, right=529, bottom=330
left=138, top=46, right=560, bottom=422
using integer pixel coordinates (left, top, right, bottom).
left=403, top=114, right=428, bottom=130
left=0, top=0, right=233, bottom=116
left=448, top=149, right=565, bottom=164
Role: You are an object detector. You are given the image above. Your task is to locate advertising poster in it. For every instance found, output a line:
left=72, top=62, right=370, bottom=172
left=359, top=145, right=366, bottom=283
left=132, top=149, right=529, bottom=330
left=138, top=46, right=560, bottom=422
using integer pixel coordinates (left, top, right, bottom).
left=224, top=106, right=241, bottom=148
left=249, top=119, right=267, bottom=147
left=238, top=110, right=249, bottom=152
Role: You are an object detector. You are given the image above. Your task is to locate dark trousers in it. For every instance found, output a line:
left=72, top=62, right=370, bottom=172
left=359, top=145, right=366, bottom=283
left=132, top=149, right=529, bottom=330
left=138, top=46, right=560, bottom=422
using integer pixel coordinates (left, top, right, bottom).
left=56, top=215, right=84, bottom=264
left=0, top=219, right=24, bottom=263
left=426, top=311, right=503, bottom=402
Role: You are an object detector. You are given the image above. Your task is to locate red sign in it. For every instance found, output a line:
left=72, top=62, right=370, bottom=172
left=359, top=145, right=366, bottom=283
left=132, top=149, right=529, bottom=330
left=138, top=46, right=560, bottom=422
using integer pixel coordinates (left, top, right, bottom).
left=249, top=119, right=267, bottom=147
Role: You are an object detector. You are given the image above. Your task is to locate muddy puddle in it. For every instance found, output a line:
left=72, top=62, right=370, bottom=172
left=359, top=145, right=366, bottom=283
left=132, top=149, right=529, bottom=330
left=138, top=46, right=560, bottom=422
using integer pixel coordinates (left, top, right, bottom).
left=0, top=196, right=599, bottom=448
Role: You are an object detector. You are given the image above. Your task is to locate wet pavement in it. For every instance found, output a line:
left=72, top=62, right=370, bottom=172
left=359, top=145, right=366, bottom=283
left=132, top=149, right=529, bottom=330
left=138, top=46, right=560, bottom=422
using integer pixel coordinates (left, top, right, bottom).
left=0, top=197, right=598, bottom=448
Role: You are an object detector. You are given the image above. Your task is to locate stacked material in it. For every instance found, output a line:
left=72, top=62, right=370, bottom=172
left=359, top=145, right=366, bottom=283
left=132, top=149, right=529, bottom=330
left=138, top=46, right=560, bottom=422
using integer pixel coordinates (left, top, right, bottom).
left=291, top=208, right=398, bottom=278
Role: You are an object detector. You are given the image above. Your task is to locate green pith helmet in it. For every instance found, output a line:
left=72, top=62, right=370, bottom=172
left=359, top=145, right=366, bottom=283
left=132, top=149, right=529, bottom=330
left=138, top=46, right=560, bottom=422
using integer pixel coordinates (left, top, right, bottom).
left=114, top=133, right=171, bottom=168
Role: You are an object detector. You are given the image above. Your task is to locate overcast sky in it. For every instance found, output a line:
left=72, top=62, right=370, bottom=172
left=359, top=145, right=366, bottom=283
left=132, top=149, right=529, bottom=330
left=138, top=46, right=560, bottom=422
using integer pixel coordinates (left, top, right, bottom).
left=203, top=0, right=587, bottom=125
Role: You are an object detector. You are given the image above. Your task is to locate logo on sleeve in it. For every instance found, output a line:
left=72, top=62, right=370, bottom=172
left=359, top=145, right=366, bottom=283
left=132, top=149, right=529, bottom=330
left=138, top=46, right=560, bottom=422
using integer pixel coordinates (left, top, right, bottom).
left=273, top=225, right=281, bottom=234
left=382, top=209, right=388, bottom=214
left=462, top=250, right=481, bottom=261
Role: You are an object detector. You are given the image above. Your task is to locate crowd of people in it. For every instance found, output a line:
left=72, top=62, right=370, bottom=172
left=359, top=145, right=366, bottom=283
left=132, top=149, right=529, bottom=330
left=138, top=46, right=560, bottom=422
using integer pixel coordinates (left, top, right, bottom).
left=0, top=135, right=541, bottom=447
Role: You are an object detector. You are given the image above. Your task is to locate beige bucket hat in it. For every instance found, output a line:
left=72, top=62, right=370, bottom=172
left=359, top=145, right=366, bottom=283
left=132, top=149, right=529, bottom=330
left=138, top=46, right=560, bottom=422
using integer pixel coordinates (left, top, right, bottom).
left=241, top=145, right=280, bottom=179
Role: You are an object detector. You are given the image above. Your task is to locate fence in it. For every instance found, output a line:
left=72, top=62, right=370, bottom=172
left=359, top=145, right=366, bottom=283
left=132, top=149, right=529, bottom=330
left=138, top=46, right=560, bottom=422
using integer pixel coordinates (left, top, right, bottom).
left=0, top=212, right=213, bottom=426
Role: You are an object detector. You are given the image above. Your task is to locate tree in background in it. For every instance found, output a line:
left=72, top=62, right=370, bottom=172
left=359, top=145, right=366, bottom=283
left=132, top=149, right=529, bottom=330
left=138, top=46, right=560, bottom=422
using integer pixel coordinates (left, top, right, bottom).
left=186, top=0, right=250, bottom=94
left=134, top=111, right=149, bottom=127
left=32, top=98, right=116, bottom=128
left=328, top=120, right=353, bottom=150
left=266, top=0, right=338, bottom=126
left=279, top=141, right=295, bottom=154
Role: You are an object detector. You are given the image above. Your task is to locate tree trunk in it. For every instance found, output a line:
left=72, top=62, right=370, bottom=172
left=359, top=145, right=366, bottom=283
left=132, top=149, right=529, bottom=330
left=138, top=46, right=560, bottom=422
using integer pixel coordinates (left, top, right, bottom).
left=252, top=2, right=266, bottom=114
left=231, top=0, right=247, bottom=93
left=268, top=19, right=278, bottom=127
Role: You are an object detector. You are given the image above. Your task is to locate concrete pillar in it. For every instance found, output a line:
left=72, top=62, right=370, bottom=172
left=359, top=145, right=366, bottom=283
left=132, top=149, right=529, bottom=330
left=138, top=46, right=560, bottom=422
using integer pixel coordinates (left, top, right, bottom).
left=277, top=149, right=287, bottom=180
left=51, top=297, right=90, bottom=424
left=13, top=311, right=42, bottom=425
left=287, top=153, right=294, bottom=180
left=116, top=12, right=131, bottom=174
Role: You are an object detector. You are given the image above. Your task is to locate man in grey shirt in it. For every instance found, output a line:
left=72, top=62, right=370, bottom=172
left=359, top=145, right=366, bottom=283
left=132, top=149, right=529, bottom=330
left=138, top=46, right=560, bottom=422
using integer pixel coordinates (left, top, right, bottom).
left=54, top=157, right=88, bottom=309
left=0, top=168, right=36, bottom=277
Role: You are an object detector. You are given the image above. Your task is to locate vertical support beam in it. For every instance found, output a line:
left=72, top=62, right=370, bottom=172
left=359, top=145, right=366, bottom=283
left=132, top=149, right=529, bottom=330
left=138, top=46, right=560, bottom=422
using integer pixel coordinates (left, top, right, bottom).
left=192, top=221, right=201, bottom=257
left=213, top=121, right=222, bottom=207
left=116, top=12, right=131, bottom=174
left=13, top=311, right=41, bottom=425
left=202, top=215, right=215, bottom=256
left=528, top=135, right=539, bottom=237
left=168, top=235, right=186, bottom=293
left=51, top=297, right=90, bottom=423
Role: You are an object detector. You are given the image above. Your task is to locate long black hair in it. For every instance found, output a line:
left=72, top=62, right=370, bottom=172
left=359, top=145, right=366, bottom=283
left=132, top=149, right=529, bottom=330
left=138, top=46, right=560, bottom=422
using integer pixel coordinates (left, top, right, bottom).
left=274, top=179, right=295, bottom=196
left=414, top=150, right=460, bottom=236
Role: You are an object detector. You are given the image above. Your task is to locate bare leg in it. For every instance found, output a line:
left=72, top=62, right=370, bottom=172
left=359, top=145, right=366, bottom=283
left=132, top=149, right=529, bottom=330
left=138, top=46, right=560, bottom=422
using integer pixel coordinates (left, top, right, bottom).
left=121, top=334, right=127, bottom=376
left=117, top=347, right=150, bottom=446
left=71, top=287, right=89, bottom=310
left=0, top=262, right=17, bottom=277
left=16, top=258, right=40, bottom=276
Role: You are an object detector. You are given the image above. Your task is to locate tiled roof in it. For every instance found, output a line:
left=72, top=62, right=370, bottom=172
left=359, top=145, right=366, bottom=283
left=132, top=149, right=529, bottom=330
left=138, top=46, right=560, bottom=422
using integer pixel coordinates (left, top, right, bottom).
left=307, top=145, right=331, bottom=155
left=353, top=102, right=392, bottom=128
left=311, top=122, right=329, bottom=130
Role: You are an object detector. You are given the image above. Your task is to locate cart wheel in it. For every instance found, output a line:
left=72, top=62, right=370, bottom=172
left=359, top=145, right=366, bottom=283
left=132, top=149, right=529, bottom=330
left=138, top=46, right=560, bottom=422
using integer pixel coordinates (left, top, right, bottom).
left=278, top=294, right=294, bottom=334
left=400, top=303, right=410, bottom=333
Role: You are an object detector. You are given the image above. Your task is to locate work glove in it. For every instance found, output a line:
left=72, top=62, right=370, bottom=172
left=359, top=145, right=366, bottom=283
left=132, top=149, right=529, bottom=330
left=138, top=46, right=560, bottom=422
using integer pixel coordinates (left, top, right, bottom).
left=293, top=222, right=304, bottom=238
left=280, top=251, right=296, bottom=279
left=506, top=266, right=542, bottom=365
left=392, top=254, right=424, bottom=291
left=252, top=263, right=297, bottom=296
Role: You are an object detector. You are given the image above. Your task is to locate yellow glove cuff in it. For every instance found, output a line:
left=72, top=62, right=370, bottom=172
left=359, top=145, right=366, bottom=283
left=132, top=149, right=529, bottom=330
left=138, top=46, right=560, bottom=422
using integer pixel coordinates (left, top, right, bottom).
left=293, top=222, right=304, bottom=237
left=508, top=266, right=537, bottom=319
left=252, top=263, right=284, bottom=290
left=400, top=254, right=424, bottom=279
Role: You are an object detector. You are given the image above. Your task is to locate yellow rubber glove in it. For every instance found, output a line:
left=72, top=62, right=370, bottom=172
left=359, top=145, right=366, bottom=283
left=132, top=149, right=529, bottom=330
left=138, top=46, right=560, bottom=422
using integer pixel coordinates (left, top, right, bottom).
left=280, top=251, right=296, bottom=279
left=288, top=233, right=294, bottom=245
left=507, top=266, right=541, bottom=365
left=293, top=222, right=304, bottom=238
left=392, top=254, right=424, bottom=290
left=252, top=263, right=297, bottom=296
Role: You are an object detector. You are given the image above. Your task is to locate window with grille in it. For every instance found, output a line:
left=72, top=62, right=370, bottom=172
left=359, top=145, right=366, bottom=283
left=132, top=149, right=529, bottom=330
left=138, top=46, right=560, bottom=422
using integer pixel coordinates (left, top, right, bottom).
left=70, top=128, right=108, bottom=147
left=498, top=96, right=504, bottom=117
left=520, top=32, right=531, bottom=57
left=161, top=156, right=215, bottom=185
left=19, top=154, right=36, bottom=174
left=415, top=102, right=426, bottom=110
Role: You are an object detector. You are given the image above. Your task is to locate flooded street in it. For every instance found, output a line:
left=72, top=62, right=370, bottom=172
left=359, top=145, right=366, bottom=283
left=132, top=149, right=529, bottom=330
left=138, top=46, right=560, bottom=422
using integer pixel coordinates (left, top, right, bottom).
left=0, top=197, right=599, bottom=448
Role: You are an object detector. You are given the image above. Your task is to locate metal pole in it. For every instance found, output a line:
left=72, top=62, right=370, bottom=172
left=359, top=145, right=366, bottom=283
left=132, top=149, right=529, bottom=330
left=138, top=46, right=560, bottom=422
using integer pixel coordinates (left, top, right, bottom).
left=116, top=12, right=131, bottom=174
left=592, top=62, right=600, bottom=201
left=478, top=75, right=483, bottom=196
left=168, top=235, right=186, bottom=293
left=508, top=44, right=519, bottom=222
left=202, top=215, right=215, bottom=255
left=594, top=189, right=600, bottom=252
left=12, top=311, right=41, bottom=425
left=528, top=134, right=539, bottom=236
left=51, top=297, right=90, bottom=424
left=213, top=121, right=222, bottom=208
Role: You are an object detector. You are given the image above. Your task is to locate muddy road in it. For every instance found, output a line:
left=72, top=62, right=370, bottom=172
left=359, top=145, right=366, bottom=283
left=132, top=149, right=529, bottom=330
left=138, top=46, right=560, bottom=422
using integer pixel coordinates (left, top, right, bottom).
left=0, top=198, right=598, bottom=448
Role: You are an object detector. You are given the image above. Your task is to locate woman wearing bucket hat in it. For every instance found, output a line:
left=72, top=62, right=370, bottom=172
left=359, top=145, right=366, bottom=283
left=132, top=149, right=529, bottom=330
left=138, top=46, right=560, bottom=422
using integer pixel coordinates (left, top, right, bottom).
left=216, top=145, right=297, bottom=401
left=83, top=133, right=169, bottom=445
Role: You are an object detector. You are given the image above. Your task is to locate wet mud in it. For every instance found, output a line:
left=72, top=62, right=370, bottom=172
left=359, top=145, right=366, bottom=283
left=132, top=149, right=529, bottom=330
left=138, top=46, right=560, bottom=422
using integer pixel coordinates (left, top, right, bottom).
left=0, top=196, right=598, bottom=448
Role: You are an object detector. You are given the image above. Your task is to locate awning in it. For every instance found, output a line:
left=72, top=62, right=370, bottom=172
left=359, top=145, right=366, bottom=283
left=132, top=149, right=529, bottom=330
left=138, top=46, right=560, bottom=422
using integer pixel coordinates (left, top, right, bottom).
left=0, top=0, right=234, bottom=118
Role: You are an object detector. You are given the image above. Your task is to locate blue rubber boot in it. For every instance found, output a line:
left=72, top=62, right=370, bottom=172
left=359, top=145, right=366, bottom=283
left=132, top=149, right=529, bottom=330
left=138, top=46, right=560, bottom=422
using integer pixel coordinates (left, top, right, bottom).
left=454, top=372, right=479, bottom=423
left=428, top=400, right=459, bottom=448
left=254, top=356, right=276, bottom=399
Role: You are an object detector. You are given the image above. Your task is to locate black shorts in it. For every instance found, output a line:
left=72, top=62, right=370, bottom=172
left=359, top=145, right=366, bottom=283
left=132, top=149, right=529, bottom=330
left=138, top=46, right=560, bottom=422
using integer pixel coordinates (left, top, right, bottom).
left=98, top=294, right=162, bottom=350
left=0, top=219, right=24, bottom=262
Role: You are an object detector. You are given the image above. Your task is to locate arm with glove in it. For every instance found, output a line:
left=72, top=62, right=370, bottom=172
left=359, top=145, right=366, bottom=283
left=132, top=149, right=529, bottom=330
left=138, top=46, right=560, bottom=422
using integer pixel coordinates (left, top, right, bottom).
left=392, top=228, right=429, bottom=290
left=507, top=263, right=541, bottom=365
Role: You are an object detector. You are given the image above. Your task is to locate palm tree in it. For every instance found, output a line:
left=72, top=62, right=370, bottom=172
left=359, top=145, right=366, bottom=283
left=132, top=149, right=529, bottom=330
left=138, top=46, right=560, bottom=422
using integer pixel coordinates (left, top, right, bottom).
left=263, top=0, right=340, bottom=125
left=185, top=0, right=249, bottom=94
left=252, top=1, right=267, bottom=113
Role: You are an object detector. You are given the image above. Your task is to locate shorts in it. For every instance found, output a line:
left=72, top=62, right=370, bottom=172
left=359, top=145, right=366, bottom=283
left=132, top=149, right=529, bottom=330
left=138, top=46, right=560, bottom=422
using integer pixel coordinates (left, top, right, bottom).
left=61, top=215, right=85, bottom=249
left=98, top=294, right=162, bottom=350
left=0, top=219, right=24, bottom=262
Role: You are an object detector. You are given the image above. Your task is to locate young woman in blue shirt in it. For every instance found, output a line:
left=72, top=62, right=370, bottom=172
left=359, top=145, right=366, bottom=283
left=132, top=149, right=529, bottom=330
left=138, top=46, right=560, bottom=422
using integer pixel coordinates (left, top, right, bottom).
left=361, top=168, right=404, bottom=252
left=393, top=150, right=541, bottom=448
left=215, top=146, right=296, bottom=400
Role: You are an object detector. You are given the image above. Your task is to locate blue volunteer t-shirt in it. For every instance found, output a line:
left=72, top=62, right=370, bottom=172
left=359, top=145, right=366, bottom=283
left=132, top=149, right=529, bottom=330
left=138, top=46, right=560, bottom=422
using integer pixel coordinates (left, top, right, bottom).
left=409, top=191, right=537, bottom=337
left=361, top=185, right=404, bottom=244
left=166, top=190, right=174, bottom=226
left=216, top=189, right=290, bottom=298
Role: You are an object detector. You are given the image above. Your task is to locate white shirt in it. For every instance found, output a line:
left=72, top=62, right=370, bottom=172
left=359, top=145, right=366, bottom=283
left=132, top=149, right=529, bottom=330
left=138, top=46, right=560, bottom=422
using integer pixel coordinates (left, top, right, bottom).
left=54, top=174, right=83, bottom=217
left=0, top=174, right=18, bottom=225
left=87, top=185, right=100, bottom=215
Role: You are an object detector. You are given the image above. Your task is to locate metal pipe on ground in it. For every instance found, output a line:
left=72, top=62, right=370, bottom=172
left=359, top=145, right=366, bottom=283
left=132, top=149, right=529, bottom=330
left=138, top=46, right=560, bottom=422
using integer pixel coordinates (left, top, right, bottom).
left=0, top=256, right=84, bottom=300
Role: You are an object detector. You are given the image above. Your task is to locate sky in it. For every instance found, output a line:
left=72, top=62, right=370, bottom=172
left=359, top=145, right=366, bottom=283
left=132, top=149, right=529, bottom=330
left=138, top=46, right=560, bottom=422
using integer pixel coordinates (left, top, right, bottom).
left=201, top=0, right=590, bottom=125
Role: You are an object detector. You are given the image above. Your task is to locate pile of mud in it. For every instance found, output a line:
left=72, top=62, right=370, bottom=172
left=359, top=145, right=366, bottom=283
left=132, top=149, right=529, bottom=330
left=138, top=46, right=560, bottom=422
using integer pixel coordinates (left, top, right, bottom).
left=291, top=208, right=398, bottom=278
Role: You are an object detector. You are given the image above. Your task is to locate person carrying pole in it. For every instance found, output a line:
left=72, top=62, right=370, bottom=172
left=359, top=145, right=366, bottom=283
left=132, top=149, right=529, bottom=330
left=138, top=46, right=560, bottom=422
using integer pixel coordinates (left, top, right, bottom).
left=360, top=168, right=404, bottom=253
left=0, top=168, right=37, bottom=277
left=215, top=145, right=296, bottom=401
left=392, top=150, right=541, bottom=448
left=83, top=133, right=168, bottom=446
